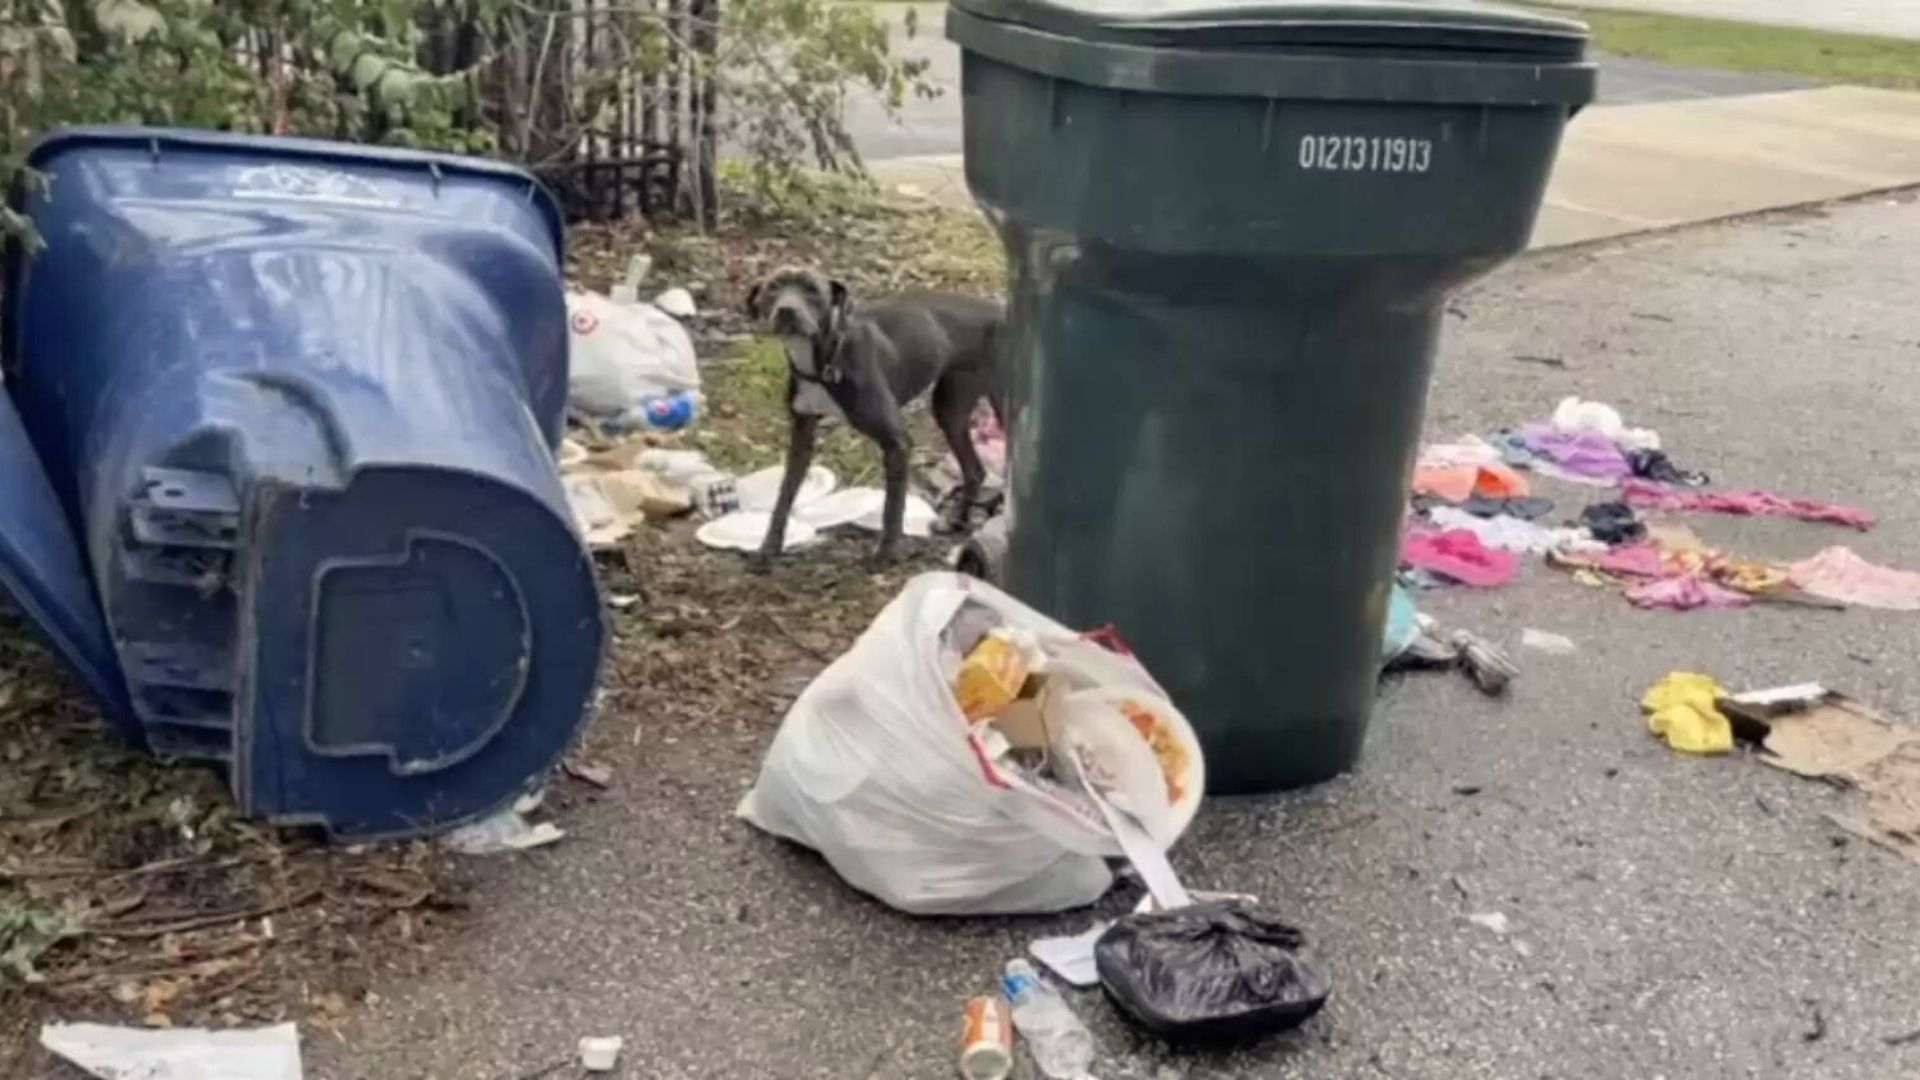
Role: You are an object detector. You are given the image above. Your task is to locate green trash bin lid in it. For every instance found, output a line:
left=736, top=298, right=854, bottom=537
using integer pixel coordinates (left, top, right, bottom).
left=948, top=0, right=1595, bottom=105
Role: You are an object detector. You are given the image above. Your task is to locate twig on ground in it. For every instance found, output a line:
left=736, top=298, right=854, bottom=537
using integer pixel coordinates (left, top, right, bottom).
left=87, top=886, right=324, bottom=940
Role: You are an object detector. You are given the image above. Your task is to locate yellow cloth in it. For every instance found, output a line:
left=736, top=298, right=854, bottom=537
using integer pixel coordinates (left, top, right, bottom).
left=1641, top=671, right=1733, bottom=755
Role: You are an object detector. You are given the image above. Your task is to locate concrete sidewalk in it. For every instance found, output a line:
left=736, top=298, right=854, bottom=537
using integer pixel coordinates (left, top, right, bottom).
left=871, top=85, right=1920, bottom=250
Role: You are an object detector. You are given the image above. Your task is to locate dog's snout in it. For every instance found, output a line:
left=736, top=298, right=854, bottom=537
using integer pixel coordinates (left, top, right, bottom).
left=770, top=302, right=812, bottom=335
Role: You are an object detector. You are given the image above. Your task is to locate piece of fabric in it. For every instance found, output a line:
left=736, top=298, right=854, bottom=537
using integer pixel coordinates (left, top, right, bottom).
left=1620, top=478, right=1875, bottom=530
left=1411, top=464, right=1530, bottom=503
left=1417, top=436, right=1504, bottom=471
left=1426, top=506, right=1598, bottom=556
left=1790, top=547, right=1920, bottom=611
left=1666, top=548, right=1790, bottom=596
left=1641, top=672, right=1733, bottom=754
left=1518, top=425, right=1633, bottom=481
left=1462, top=495, right=1554, bottom=521
left=1401, top=529, right=1521, bottom=588
left=1381, top=583, right=1421, bottom=663
left=1551, top=396, right=1662, bottom=452
left=1626, top=575, right=1754, bottom=611
left=1579, top=501, right=1646, bottom=546
left=1627, top=448, right=1708, bottom=487
left=1585, top=544, right=1667, bottom=578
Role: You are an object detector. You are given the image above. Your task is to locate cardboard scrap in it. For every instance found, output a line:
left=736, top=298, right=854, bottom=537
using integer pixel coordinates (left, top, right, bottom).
left=1728, top=690, right=1920, bottom=865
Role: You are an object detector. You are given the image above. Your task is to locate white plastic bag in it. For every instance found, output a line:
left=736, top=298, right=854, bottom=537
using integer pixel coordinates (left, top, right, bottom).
left=566, top=290, right=699, bottom=424
left=737, top=572, right=1199, bottom=915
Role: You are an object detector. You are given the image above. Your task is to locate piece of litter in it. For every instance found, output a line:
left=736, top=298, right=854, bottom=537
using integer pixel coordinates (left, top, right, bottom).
left=579, top=1035, right=624, bottom=1072
left=442, top=808, right=565, bottom=855
left=1467, top=912, right=1511, bottom=936
left=1030, top=922, right=1109, bottom=988
left=41, top=1021, right=303, bottom=1080
left=1727, top=683, right=1828, bottom=713
left=1519, top=629, right=1576, bottom=656
left=607, top=593, right=641, bottom=610
left=1641, top=672, right=1732, bottom=755
left=564, top=759, right=615, bottom=788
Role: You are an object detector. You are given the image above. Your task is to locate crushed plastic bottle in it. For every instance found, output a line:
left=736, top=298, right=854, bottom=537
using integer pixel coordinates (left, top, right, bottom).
left=1003, top=959, right=1094, bottom=1079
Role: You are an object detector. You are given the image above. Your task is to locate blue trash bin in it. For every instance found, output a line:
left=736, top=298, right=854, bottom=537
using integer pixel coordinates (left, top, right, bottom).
left=0, top=128, right=605, bottom=837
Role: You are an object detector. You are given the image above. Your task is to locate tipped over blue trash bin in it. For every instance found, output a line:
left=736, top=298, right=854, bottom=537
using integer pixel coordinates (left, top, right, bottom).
left=0, top=128, right=605, bottom=837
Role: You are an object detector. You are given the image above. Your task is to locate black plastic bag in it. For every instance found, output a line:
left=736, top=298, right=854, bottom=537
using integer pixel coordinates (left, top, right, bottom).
left=1094, top=901, right=1331, bottom=1042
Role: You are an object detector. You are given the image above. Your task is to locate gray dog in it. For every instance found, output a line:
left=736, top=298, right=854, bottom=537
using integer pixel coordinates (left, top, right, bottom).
left=745, top=267, right=1003, bottom=567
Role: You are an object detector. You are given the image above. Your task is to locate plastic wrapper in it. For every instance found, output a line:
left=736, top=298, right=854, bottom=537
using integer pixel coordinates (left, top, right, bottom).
left=1094, top=901, right=1331, bottom=1041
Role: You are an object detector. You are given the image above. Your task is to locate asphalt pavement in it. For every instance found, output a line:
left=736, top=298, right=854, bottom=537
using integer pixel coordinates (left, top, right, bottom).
left=304, top=189, right=1920, bottom=1080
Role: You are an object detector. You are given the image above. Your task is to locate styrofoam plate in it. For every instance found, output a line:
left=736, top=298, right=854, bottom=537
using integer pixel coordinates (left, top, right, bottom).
left=695, top=511, right=818, bottom=553
left=736, top=465, right=836, bottom=514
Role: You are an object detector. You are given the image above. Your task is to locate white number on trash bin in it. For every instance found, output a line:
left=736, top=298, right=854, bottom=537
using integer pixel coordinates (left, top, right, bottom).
left=1297, top=134, right=1432, bottom=174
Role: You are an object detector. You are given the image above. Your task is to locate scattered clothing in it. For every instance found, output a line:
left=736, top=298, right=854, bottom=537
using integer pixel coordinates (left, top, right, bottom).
left=1461, top=495, right=1554, bottom=521
left=1518, top=425, right=1633, bottom=482
left=1789, top=547, right=1920, bottom=611
left=1626, top=574, right=1754, bottom=611
left=1417, top=436, right=1505, bottom=471
left=1380, top=583, right=1422, bottom=664
left=1620, top=478, right=1875, bottom=530
left=1411, top=463, right=1530, bottom=503
left=1427, top=506, right=1598, bottom=556
left=1576, top=543, right=1667, bottom=578
left=1641, top=672, right=1733, bottom=754
left=1401, top=529, right=1521, bottom=588
left=1627, top=448, right=1708, bottom=487
left=1667, top=548, right=1790, bottom=596
left=1579, top=501, right=1646, bottom=546
left=1551, top=396, right=1661, bottom=452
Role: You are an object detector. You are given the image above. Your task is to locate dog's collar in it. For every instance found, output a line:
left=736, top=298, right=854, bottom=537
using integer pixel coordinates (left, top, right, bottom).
left=793, top=319, right=848, bottom=386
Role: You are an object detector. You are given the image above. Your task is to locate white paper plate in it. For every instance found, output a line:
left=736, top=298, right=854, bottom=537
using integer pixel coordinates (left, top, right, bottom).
left=792, top=488, right=939, bottom=538
left=857, top=493, right=938, bottom=538
left=695, top=511, right=818, bottom=553
left=735, top=465, right=836, bottom=513
left=792, top=487, right=882, bottom=530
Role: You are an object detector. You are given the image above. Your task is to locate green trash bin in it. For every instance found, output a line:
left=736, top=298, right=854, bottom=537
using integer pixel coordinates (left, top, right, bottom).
left=948, top=0, right=1594, bottom=793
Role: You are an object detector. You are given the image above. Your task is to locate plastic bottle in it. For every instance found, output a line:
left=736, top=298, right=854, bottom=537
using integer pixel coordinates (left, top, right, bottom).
left=1002, top=959, right=1094, bottom=1079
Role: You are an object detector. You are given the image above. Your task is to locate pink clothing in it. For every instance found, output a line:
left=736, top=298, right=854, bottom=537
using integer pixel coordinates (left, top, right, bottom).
left=1402, top=529, right=1520, bottom=588
left=1789, top=547, right=1920, bottom=611
left=1586, top=544, right=1666, bottom=578
left=1625, top=575, right=1754, bottom=611
left=1619, top=478, right=1874, bottom=530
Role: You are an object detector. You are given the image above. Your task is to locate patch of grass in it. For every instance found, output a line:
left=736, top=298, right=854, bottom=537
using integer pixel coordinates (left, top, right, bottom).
left=1540, top=5, right=1920, bottom=90
left=691, top=338, right=894, bottom=485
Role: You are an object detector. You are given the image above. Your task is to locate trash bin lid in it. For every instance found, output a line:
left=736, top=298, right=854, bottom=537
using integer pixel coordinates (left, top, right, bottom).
left=949, top=0, right=1593, bottom=104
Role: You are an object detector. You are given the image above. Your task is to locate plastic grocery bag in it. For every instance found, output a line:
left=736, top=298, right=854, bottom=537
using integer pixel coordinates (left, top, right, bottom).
left=1094, top=901, right=1331, bottom=1042
left=566, top=290, right=699, bottom=427
left=737, top=572, right=1195, bottom=915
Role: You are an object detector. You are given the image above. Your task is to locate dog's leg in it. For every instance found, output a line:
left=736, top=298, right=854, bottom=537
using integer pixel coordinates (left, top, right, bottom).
left=874, top=430, right=911, bottom=566
left=931, top=373, right=988, bottom=533
left=752, top=413, right=820, bottom=572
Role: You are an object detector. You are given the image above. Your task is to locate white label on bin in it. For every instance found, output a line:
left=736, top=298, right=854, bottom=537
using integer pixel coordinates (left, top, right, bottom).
left=1297, top=134, right=1432, bottom=174
left=232, top=164, right=396, bottom=207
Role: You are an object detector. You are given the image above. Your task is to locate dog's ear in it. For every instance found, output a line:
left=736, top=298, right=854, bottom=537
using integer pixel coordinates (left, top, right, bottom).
left=743, top=281, right=766, bottom=319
